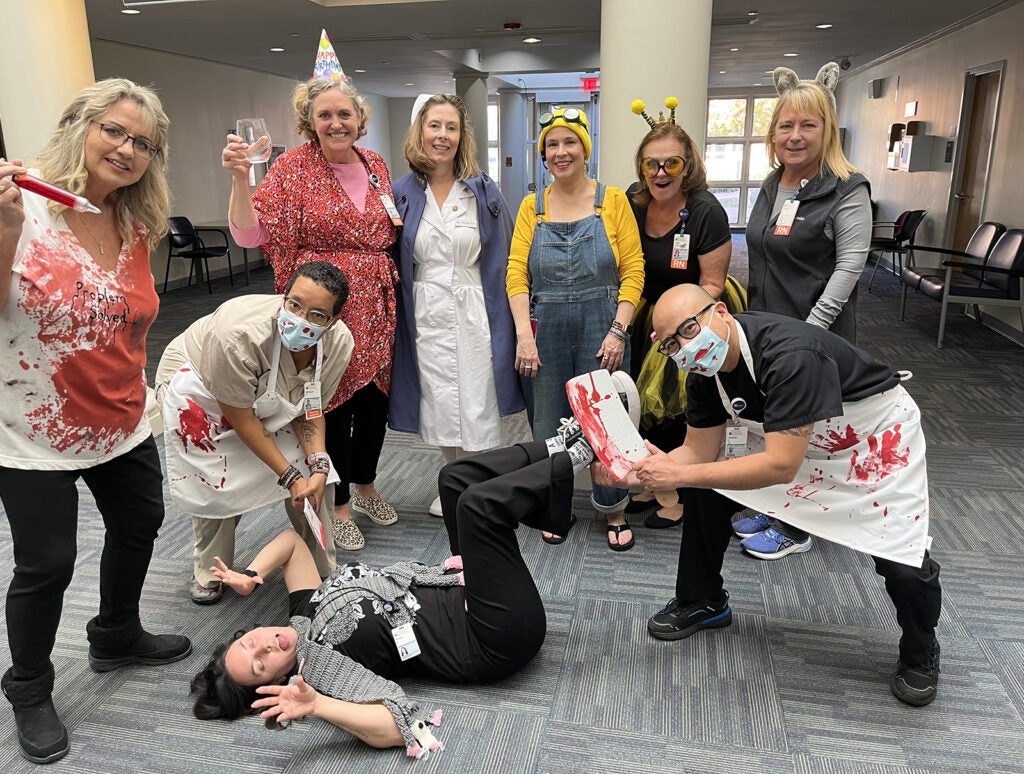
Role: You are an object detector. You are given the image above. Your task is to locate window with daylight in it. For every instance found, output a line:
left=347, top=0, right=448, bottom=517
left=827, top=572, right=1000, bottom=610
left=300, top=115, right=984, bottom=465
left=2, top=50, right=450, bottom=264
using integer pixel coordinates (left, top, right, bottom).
left=705, top=95, right=778, bottom=227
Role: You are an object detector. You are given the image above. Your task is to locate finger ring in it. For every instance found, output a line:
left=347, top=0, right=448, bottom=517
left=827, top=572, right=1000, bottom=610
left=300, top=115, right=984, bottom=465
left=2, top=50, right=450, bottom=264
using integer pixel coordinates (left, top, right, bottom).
left=525, top=365, right=533, bottom=370
left=0, top=185, right=6, bottom=193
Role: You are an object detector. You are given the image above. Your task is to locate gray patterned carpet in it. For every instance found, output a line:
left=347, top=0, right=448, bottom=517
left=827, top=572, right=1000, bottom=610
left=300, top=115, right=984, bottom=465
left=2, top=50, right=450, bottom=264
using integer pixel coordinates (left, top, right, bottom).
left=2, top=239, right=1024, bottom=773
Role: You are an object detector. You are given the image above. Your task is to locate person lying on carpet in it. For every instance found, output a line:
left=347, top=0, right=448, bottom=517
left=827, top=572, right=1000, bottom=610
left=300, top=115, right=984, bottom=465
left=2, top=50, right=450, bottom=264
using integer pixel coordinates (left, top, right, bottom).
left=189, top=373, right=635, bottom=757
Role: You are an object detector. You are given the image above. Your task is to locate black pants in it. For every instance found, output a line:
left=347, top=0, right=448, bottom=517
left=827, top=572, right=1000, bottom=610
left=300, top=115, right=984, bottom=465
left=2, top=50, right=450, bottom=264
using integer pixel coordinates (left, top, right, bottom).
left=674, top=487, right=943, bottom=668
left=0, top=436, right=165, bottom=689
left=325, top=382, right=389, bottom=506
left=437, top=441, right=574, bottom=681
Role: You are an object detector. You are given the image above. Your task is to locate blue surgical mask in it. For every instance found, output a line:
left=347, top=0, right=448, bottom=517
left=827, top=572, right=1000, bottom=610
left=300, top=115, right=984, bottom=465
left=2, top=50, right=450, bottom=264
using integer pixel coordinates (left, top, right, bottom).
left=277, top=305, right=328, bottom=352
left=668, top=306, right=731, bottom=376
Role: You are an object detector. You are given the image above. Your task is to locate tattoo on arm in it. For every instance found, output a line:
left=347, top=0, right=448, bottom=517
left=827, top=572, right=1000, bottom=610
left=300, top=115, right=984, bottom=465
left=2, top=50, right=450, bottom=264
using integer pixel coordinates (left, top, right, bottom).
left=778, top=424, right=814, bottom=439
left=297, top=418, right=316, bottom=444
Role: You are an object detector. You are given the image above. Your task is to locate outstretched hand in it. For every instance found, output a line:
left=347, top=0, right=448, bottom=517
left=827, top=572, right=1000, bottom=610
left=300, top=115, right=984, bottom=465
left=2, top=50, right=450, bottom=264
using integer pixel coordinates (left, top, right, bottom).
left=210, top=556, right=263, bottom=596
left=253, top=674, right=318, bottom=724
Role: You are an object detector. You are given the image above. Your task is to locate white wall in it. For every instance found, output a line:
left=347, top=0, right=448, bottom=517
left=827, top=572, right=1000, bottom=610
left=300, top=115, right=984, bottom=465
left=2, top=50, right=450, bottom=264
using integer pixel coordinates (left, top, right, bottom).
left=92, top=40, right=396, bottom=288
left=835, top=3, right=1024, bottom=337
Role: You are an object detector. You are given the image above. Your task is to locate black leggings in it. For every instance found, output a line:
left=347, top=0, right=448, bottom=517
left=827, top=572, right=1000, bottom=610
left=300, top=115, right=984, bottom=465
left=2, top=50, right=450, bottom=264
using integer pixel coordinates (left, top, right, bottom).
left=325, top=382, right=389, bottom=506
left=437, top=441, right=575, bottom=681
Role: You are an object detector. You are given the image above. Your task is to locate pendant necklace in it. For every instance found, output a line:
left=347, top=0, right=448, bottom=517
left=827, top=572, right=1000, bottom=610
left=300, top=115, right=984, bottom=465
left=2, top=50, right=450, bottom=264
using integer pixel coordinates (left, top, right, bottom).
left=76, top=212, right=109, bottom=255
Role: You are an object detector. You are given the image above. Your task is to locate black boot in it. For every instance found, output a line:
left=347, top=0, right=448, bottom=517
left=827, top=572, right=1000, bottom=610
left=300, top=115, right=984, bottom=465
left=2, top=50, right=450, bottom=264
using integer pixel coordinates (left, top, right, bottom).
left=2, top=667, right=69, bottom=764
left=85, top=616, right=192, bottom=673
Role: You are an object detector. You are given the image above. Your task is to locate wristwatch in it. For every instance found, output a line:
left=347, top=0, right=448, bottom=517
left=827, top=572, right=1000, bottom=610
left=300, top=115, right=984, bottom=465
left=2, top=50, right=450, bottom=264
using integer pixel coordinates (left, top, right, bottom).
left=610, top=320, right=633, bottom=336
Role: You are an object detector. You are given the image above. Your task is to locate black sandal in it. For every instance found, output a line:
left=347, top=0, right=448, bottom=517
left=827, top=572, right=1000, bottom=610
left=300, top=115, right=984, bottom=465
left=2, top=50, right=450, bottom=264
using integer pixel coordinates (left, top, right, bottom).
left=606, top=521, right=635, bottom=552
left=542, top=514, right=577, bottom=545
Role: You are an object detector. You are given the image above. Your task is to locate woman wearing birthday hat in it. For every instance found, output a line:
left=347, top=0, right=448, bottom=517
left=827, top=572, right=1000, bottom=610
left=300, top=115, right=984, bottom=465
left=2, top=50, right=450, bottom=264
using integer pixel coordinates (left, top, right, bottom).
left=221, top=31, right=399, bottom=559
left=624, top=98, right=733, bottom=529
left=506, top=107, right=644, bottom=550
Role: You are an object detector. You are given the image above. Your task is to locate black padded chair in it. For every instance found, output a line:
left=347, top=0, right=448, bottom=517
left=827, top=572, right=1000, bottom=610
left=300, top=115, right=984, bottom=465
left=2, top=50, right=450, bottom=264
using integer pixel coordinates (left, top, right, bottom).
left=900, top=227, right=1024, bottom=348
left=867, top=209, right=927, bottom=291
left=162, top=216, right=233, bottom=294
left=900, top=220, right=1006, bottom=317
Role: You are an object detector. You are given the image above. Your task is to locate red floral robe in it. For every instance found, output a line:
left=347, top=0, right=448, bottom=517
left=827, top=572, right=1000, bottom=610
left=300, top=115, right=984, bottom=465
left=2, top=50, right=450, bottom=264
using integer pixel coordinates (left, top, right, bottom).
left=252, top=141, right=398, bottom=409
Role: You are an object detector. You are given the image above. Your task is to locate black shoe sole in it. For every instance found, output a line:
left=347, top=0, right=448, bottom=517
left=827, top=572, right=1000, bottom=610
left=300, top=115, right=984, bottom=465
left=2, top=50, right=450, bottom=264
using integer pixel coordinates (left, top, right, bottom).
left=20, top=740, right=70, bottom=765
left=647, top=608, right=733, bottom=641
left=88, top=642, right=193, bottom=673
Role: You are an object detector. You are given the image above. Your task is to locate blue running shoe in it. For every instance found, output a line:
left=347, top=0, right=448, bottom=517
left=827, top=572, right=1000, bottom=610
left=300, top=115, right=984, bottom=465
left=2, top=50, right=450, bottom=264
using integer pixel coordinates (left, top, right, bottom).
left=741, top=527, right=812, bottom=559
left=732, top=512, right=773, bottom=539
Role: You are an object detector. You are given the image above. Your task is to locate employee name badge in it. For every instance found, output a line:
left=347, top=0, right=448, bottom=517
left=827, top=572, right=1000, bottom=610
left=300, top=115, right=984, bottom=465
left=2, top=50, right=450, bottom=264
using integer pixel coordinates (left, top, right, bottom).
left=725, top=423, right=749, bottom=459
left=774, top=199, right=800, bottom=236
left=380, top=193, right=403, bottom=227
left=391, top=622, right=421, bottom=661
left=303, top=380, right=323, bottom=420
left=670, top=233, right=691, bottom=270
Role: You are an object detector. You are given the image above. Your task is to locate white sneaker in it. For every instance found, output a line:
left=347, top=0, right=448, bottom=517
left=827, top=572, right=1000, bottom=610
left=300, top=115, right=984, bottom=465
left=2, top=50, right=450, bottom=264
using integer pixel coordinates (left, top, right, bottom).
left=429, top=496, right=443, bottom=518
left=610, top=370, right=641, bottom=429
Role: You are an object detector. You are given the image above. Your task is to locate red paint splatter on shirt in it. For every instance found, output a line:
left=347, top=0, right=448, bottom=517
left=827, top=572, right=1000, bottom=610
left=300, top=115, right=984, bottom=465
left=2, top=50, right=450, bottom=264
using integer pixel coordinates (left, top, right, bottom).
left=176, top=398, right=217, bottom=453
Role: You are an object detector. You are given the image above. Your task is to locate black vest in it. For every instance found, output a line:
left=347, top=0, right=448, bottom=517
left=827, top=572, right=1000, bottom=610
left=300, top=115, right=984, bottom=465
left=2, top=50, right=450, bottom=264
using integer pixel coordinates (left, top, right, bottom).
left=746, top=169, right=869, bottom=343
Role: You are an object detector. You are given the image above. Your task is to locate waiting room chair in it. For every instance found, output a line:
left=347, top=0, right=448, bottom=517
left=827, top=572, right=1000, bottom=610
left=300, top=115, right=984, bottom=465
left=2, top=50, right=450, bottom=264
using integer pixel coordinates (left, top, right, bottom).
left=900, top=227, right=1024, bottom=348
left=867, top=209, right=927, bottom=291
left=162, top=216, right=233, bottom=294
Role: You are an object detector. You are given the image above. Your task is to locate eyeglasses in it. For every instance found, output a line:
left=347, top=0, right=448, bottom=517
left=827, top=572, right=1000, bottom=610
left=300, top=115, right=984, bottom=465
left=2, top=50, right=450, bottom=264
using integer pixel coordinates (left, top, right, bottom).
left=656, top=303, right=715, bottom=356
left=538, top=108, right=589, bottom=131
left=283, top=297, right=332, bottom=326
left=641, top=156, right=685, bottom=178
left=93, top=122, right=161, bottom=160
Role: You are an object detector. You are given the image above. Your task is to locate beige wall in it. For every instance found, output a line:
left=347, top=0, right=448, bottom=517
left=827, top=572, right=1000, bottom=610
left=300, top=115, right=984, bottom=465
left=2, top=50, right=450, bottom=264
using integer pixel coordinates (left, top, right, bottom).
left=836, top=3, right=1024, bottom=245
left=92, top=40, right=395, bottom=288
left=835, top=3, right=1024, bottom=336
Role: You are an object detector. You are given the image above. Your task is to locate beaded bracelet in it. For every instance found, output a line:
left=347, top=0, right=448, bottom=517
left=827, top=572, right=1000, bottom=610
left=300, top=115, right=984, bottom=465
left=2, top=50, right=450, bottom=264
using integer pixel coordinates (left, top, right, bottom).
left=608, top=327, right=629, bottom=342
left=277, top=464, right=302, bottom=490
left=306, top=452, right=331, bottom=476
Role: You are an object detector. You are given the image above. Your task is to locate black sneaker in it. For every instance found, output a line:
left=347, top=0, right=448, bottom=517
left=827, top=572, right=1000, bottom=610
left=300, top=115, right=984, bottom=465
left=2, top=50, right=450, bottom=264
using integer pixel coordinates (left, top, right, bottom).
left=88, top=630, right=193, bottom=673
left=891, top=638, right=940, bottom=707
left=647, top=593, right=732, bottom=640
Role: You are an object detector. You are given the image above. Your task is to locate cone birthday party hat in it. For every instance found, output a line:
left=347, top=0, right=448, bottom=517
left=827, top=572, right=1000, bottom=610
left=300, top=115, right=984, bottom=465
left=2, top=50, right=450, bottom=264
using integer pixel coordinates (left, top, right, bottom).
left=313, top=29, right=346, bottom=82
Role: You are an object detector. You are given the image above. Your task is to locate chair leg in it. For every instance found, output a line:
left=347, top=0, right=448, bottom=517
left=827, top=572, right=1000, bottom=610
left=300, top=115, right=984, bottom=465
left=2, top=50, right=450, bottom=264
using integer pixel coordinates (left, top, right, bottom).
left=867, top=250, right=883, bottom=292
left=163, top=250, right=172, bottom=294
left=186, top=260, right=195, bottom=289
left=937, top=299, right=950, bottom=349
left=227, top=250, right=234, bottom=288
left=203, top=258, right=212, bottom=294
left=899, top=282, right=909, bottom=321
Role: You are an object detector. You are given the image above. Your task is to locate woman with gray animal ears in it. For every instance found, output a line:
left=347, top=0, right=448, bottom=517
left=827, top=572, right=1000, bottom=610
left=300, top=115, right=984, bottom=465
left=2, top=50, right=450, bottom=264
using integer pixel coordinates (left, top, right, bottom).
left=738, top=62, right=873, bottom=561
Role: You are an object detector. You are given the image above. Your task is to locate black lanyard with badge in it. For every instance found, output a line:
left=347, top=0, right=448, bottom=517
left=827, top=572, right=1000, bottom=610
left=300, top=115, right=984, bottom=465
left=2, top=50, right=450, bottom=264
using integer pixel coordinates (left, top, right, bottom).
left=367, top=171, right=404, bottom=227
left=670, top=207, right=691, bottom=270
left=773, top=178, right=808, bottom=237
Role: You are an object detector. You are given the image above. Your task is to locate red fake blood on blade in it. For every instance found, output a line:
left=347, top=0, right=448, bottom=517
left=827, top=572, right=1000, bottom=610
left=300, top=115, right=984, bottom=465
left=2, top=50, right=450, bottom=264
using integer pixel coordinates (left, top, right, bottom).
left=810, top=424, right=860, bottom=452
left=176, top=398, right=217, bottom=452
left=848, top=424, right=910, bottom=485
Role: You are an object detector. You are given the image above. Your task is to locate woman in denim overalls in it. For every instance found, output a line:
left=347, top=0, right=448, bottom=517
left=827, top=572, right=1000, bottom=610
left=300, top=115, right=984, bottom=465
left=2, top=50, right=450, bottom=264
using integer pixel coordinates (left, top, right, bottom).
left=506, top=108, right=645, bottom=550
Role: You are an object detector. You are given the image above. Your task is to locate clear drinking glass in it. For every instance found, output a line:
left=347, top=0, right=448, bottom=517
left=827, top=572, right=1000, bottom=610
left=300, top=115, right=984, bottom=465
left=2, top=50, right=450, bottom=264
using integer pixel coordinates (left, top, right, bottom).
left=236, top=118, right=272, bottom=164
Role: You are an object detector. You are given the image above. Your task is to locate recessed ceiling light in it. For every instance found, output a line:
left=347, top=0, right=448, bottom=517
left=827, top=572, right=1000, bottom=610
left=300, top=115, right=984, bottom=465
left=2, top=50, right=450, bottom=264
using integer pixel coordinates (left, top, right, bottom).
left=816, top=23, right=833, bottom=29
left=121, top=8, right=141, bottom=13
left=719, top=70, right=726, bottom=74
left=405, top=82, right=414, bottom=86
left=354, top=69, right=366, bottom=73
left=754, top=83, right=763, bottom=86
left=730, top=47, right=739, bottom=52
left=747, top=10, right=759, bottom=17
left=783, top=52, right=799, bottom=57
left=522, top=37, right=541, bottom=44
left=764, top=70, right=773, bottom=74
left=269, top=47, right=284, bottom=52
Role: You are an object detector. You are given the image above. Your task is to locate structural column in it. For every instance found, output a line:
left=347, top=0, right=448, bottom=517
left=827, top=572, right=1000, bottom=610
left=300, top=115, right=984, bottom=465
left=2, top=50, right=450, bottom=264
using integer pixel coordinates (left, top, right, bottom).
left=598, top=0, right=712, bottom=189
left=455, top=72, right=490, bottom=174
left=0, top=0, right=95, bottom=160
left=497, top=88, right=528, bottom=204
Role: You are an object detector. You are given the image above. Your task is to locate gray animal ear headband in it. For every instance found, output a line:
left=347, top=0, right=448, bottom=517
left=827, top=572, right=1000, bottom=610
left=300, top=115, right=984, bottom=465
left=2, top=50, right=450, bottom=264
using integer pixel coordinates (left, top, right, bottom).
left=773, top=62, right=840, bottom=111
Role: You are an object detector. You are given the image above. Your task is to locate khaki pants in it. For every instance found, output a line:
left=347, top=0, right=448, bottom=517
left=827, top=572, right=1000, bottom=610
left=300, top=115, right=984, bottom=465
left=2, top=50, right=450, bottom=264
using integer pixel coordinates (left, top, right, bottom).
left=192, top=483, right=337, bottom=587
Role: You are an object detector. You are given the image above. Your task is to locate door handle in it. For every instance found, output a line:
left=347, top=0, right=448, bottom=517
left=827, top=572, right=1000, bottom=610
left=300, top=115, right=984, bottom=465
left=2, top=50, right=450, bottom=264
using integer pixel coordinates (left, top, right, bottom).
left=953, top=191, right=969, bottom=200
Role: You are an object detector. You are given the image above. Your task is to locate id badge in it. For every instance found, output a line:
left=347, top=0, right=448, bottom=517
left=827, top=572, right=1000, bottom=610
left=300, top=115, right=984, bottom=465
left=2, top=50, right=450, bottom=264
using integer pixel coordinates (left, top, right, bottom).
left=670, top=233, right=691, bottom=270
left=725, top=424, right=749, bottom=459
left=304, top=380, right=322, bottom=420
left=391, top=622, right=421, bottom=661
left=773, top=199, right=800, bottom=236
left=380, top=193, right=404, bottom=226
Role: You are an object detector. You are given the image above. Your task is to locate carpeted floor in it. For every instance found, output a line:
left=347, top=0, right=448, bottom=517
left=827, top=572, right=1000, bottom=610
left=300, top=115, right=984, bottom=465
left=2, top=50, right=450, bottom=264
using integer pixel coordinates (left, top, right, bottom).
left=2, top=238, right=1024, bottom=773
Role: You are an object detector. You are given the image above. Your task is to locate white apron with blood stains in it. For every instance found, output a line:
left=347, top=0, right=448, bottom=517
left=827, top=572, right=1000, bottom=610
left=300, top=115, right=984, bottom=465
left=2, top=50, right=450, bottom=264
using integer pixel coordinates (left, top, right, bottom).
left=712, top=324, right=930, bottom=567
left=162, top=340, right=339, bottom=518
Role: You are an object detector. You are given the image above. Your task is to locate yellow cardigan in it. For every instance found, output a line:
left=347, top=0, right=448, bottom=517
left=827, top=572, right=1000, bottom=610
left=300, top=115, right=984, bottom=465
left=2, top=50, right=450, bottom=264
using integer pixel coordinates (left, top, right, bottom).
left=505, top=184, right=645, bottom=306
